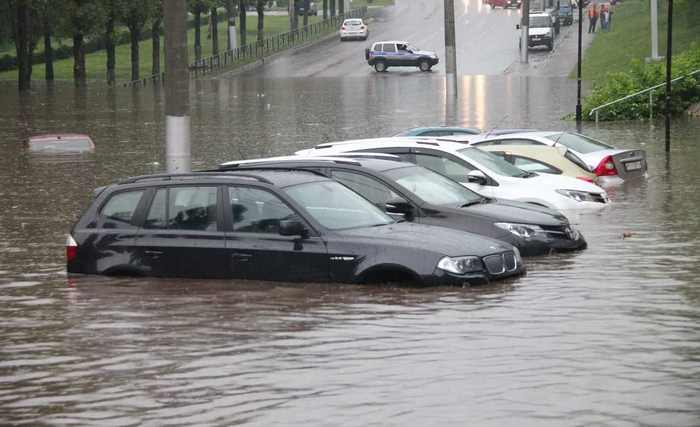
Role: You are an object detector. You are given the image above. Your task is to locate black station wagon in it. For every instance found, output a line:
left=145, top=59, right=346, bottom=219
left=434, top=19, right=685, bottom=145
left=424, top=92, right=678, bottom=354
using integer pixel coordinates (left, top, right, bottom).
left=67, top=171, right=524, bottom=285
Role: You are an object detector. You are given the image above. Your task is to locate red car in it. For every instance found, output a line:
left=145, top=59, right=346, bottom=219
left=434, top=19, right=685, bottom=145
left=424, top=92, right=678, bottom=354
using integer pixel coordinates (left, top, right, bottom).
left=486, top=0, right=521, bottom=8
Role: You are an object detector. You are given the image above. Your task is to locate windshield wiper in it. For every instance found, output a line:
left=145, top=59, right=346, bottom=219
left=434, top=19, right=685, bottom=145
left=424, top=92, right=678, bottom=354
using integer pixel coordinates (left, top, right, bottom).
left=460, top=197, right=489, bottom=208
left=518, top=171, right=537, bottom=178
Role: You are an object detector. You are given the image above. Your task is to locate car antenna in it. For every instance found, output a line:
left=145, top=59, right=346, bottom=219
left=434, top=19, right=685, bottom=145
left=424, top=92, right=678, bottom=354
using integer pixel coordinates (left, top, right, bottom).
left=485, top=114, right=510, bottom=137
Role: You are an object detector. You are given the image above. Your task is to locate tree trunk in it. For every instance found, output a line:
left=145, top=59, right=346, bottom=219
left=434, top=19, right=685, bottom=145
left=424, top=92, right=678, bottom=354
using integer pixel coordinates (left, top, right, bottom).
left=73, top=33, right=86, bottom=83
left=323, top=0, right=327, bottom=19
left=152, top=18, right=161, bottom=75
left=194, top=9, right=202, bottom=60
left=338, top=0, right=344, bottom=15
left=239, top=1, right=247, bottom=46
left=211, top=7, right=219, bottom=54
left=105, top=14, right=115, bottom=84
left=129, top=25, right=141, bottom=81
left=257, top=0, right=264, bottom=42
left=303, top=0, right=309, bottom=26
left=330, top=0, right=336, bottom=17
left=226, top=0, right=235, bottom=50
left=15, top=0, right=34, bottom=91
left=43, top=14, right=53, bottom=81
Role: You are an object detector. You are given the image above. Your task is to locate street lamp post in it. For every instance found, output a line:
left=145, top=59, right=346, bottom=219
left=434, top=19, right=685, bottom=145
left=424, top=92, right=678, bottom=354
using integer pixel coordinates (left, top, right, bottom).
left=575, top=0, right=583, bottom=128
left=164, top=0, right=191, bottom=173
left=520, top=0, right=530, bottom=64
left=444, top=0, right=457, bottom=97
left=664, top=0, right=673, bottom=152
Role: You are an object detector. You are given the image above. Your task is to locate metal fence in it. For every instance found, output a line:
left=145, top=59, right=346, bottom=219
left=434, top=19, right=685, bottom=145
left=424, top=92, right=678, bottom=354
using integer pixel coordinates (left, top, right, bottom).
left=124, top=7, right=367, bottom=87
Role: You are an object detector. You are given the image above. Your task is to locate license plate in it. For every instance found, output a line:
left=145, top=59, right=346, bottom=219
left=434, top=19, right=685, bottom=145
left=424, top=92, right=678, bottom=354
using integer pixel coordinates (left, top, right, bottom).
left=624, top=161, right=642, bottom=171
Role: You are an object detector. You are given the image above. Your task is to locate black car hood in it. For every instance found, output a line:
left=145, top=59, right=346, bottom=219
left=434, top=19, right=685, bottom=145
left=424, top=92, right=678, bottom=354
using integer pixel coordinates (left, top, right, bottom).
left=336, top=221, right=512, bottom=257
left=448, top=199, right=568, bottom=226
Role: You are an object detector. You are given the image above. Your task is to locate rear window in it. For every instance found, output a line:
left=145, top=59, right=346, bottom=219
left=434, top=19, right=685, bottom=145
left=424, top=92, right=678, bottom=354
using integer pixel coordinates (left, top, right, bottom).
left=382, top=43, right=396, bottom=52
left=100, top=190, right=144, bottom=228
left=345, top=19, right=362, bottom=25
left=545, top=132, right=614, bottom=154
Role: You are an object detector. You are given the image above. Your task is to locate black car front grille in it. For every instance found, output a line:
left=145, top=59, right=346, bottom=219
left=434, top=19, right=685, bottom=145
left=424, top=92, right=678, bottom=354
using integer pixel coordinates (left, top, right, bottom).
left=541, top=224, right=575, bottom=240
left=483, top=252, right=518, bottom=275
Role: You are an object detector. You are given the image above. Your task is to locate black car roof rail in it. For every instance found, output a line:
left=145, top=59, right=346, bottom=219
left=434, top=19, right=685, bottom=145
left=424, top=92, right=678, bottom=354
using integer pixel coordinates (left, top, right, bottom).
left=218, top=157, right=362, bottom=169
left=330, top=153, right=402, bottom=160
left=415, top=140, right=440, bottom=146
left=219, top=166, right=328, bottom=176
left=119, top=172, right=273, bottom=185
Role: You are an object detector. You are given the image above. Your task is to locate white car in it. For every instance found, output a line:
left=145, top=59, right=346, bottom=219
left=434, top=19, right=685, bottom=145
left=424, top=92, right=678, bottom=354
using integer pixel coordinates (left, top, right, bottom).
left=296, top=137, right=610, bottom=218
left=340, top=18, right=368, bottom=41
left=455, top=131, right=648, bottom=186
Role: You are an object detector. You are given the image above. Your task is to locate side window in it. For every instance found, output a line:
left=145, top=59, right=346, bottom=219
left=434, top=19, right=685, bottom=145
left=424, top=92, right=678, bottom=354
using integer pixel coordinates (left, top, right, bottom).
left=511, top=156, right=562, bottom=174
left=330, top=170, right=400, bottom=207
left=144, top=188, right=167, bottom=229
left=168, top=187, right=218, bottom=231
left=100, top=190, right=144, bottom=229
left=229, top=187, right=296, bottom=234
left=382, top=43, right=396, bottom=53
left=414, top=154, right=474, bottom=181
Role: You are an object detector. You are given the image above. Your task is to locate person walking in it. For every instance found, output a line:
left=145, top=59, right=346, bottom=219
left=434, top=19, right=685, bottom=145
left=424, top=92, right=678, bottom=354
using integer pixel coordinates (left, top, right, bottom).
left=587, top=3, right=599, bottom=33
left=601, top=4, right=609, bottom=31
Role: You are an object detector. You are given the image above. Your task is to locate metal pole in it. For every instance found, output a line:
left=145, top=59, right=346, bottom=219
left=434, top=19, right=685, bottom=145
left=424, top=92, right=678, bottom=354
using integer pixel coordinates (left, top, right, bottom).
left=520, top=0, right=530, bottom=63
left=444, top=0, right=457, bottom=97
left=164, top=0, right=191, bottom=173
left=664, top=0, right=672, bottom=152
left=651, top=0, right=660, bottom=60
left=575, top=0, right=583, bottom=128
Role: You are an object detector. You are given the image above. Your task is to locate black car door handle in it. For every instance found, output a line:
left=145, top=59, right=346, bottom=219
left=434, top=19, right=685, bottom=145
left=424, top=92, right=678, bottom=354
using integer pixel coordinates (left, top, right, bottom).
left=231, top=252, right=253, bottom=261
left=144, top=250, right=164, bottom=256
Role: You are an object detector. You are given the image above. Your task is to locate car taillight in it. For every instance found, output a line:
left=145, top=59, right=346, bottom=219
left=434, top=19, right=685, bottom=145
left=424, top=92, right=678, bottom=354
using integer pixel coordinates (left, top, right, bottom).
left=360, top=26, right=365, bottom=29
left=576, top=176, right=595, bottom=183
left=593, top=155, right=618, bottom=176
left=341, top=26, right=346, bottom=30
left=66, top=235, right=78, bottom=263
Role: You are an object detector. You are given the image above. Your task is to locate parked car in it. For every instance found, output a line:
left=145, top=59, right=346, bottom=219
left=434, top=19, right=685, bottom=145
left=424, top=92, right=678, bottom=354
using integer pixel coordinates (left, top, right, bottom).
left=487, top=0, right=522, bottom=8
left=559, top=0, right=574, bottom=25
left=465, top=131, right=648, bottom=186
left=479, top=144, right=598, bottom=183
left=27, top=133, right=95, bottom=154
left=519, top=12, right=556, bottom=51
left=295, top=1, right=318, bottom=15
left=67, top=171, right=524, bottom=285
left=296, top=137, right=610, bottom=217
left=340, top=18, right=368, bottom=41
left=365, top=41, right=439, bottom=73
left=218, top=156, right=587, bottom=256
left=394, top=126, right=482, bottom=137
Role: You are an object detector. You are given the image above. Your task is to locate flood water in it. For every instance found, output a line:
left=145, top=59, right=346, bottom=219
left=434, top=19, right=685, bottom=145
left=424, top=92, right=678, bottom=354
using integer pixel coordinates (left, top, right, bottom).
left=1, top=75, right=699, bottom=425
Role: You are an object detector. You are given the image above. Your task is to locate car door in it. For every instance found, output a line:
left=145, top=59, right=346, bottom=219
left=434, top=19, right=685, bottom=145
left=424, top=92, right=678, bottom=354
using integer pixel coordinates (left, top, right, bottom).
left=225, top=185, right=329, bottom=282
left=382, top=43, right=399, bottom=66
left=134, top=185, right=229, bottom=278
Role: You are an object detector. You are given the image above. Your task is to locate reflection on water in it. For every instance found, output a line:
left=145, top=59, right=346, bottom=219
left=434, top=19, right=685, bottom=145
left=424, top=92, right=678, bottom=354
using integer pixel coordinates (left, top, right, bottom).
left=0, top=77, right=699, bottom=425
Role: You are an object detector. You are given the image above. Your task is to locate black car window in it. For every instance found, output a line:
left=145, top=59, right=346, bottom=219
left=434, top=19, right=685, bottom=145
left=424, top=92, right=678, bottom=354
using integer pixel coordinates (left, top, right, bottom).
left=144, top=188, right=167, bottom=229
left=330, top=170, right=400, bottom=207
left=168, top=187, right=218, bottom=231
left=100, top=190, right=144, bottom=228
left=229, top=187, right=296, bottom=234
left=382, top=43, right=396, bottom=53
left=511, top=156, right=562, bottom=174
left=414, top=153, right=474, bottom=181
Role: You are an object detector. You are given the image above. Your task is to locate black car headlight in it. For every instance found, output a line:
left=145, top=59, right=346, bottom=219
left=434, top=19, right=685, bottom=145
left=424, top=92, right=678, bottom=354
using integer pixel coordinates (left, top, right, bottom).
left=494, top=222, right=544, bottom=239
left=556, top=189, right=599, bottom=202
left=437, top=256, right=484, bottom=274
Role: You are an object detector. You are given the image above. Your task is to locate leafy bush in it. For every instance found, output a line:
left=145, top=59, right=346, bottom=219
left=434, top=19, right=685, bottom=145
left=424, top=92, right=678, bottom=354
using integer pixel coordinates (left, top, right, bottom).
left=583, top=43, right=700, bottom=120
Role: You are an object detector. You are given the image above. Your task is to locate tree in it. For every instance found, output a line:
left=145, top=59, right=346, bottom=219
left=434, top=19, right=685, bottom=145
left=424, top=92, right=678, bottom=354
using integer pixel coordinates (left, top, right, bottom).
left=224, top=0, right=236, bottom=50
left=330, top=0, right=335, bottom=17
left=12, top=0, right=39, bottom=90
left=35, top=0, right=57, bottom=81
left=256, top=0, right=264, bottom=42
left=104, top=0, right=116, bottom=84
left=302, top=0, right=309, bottom=27
left=210, top=6, right=219, bottom=54
left=188, top=0, right=211, bottom=61
left=238, top=0, right=247, bottom=46
left=338, top=0, right=343, bottom=15
left=322, top=0, right=327, bottom=19
left=118, top=0, right=151, bottom=82
left=151, top=0, right=163, bottom=75
left=60, top=0, right=104, bottom=83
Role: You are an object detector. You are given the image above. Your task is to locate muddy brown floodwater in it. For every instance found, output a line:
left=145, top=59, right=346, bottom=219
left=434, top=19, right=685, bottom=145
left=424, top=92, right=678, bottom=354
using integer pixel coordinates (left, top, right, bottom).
left=0, top=75, right=699, bottom=425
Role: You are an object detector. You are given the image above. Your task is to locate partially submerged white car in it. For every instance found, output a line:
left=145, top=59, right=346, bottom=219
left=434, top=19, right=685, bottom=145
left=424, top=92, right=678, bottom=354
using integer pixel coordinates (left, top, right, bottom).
left=296, top=137, right=610, bottom=218
left=459, top=131, right=648, bottom=186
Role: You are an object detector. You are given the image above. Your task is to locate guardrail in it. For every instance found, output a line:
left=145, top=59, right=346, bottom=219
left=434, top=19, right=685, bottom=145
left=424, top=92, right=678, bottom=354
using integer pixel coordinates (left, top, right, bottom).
left=122, top=7, right=367, bottom=87
left=589, top=69, right=700, bottom=122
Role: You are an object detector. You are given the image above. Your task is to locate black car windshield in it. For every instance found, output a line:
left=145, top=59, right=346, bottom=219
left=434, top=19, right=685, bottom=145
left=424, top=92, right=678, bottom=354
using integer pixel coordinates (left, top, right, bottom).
left=385, top=166, right=483, bottom=207
left=530, top=16, right=551, bottom=28
left=457, top=147, right=530, bottom=177
left=284, top=181, right=394, bottom=230
left=545, top=132, right=614, bottom=154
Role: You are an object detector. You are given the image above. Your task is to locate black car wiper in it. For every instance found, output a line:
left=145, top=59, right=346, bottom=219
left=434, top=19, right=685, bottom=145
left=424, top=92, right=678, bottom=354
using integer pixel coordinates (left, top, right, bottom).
left=518, top=171, right=538, bottom=178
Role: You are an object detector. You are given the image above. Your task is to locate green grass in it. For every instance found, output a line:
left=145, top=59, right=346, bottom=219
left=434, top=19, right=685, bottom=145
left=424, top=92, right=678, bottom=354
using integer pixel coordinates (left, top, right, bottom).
left=580, top=0, right=700, bottom=81
left=349, top=0, right=395, bottom=7
left=0, top=15, right=321, bottom=82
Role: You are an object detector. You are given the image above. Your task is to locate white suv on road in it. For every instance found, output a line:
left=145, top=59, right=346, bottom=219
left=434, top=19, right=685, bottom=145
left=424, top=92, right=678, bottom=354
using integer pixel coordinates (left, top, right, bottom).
left=296, top=137, right=610, bottom=218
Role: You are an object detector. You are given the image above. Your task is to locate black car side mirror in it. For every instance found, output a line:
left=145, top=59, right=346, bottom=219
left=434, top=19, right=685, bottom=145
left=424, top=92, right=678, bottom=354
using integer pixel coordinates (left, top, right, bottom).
left=516, top=24, right=520, bottom=30
left=466, top=170, right=488, bottom=185
left=279, top=219, right=309, bottom=238
left=385, top=198, right=414, bottom=219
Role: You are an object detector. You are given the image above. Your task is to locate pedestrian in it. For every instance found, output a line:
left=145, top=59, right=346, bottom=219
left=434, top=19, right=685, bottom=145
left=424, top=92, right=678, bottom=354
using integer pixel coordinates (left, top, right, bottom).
left=587, top=4, right=598, bottom=33
left=601, top=4, right=609, bottom=31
